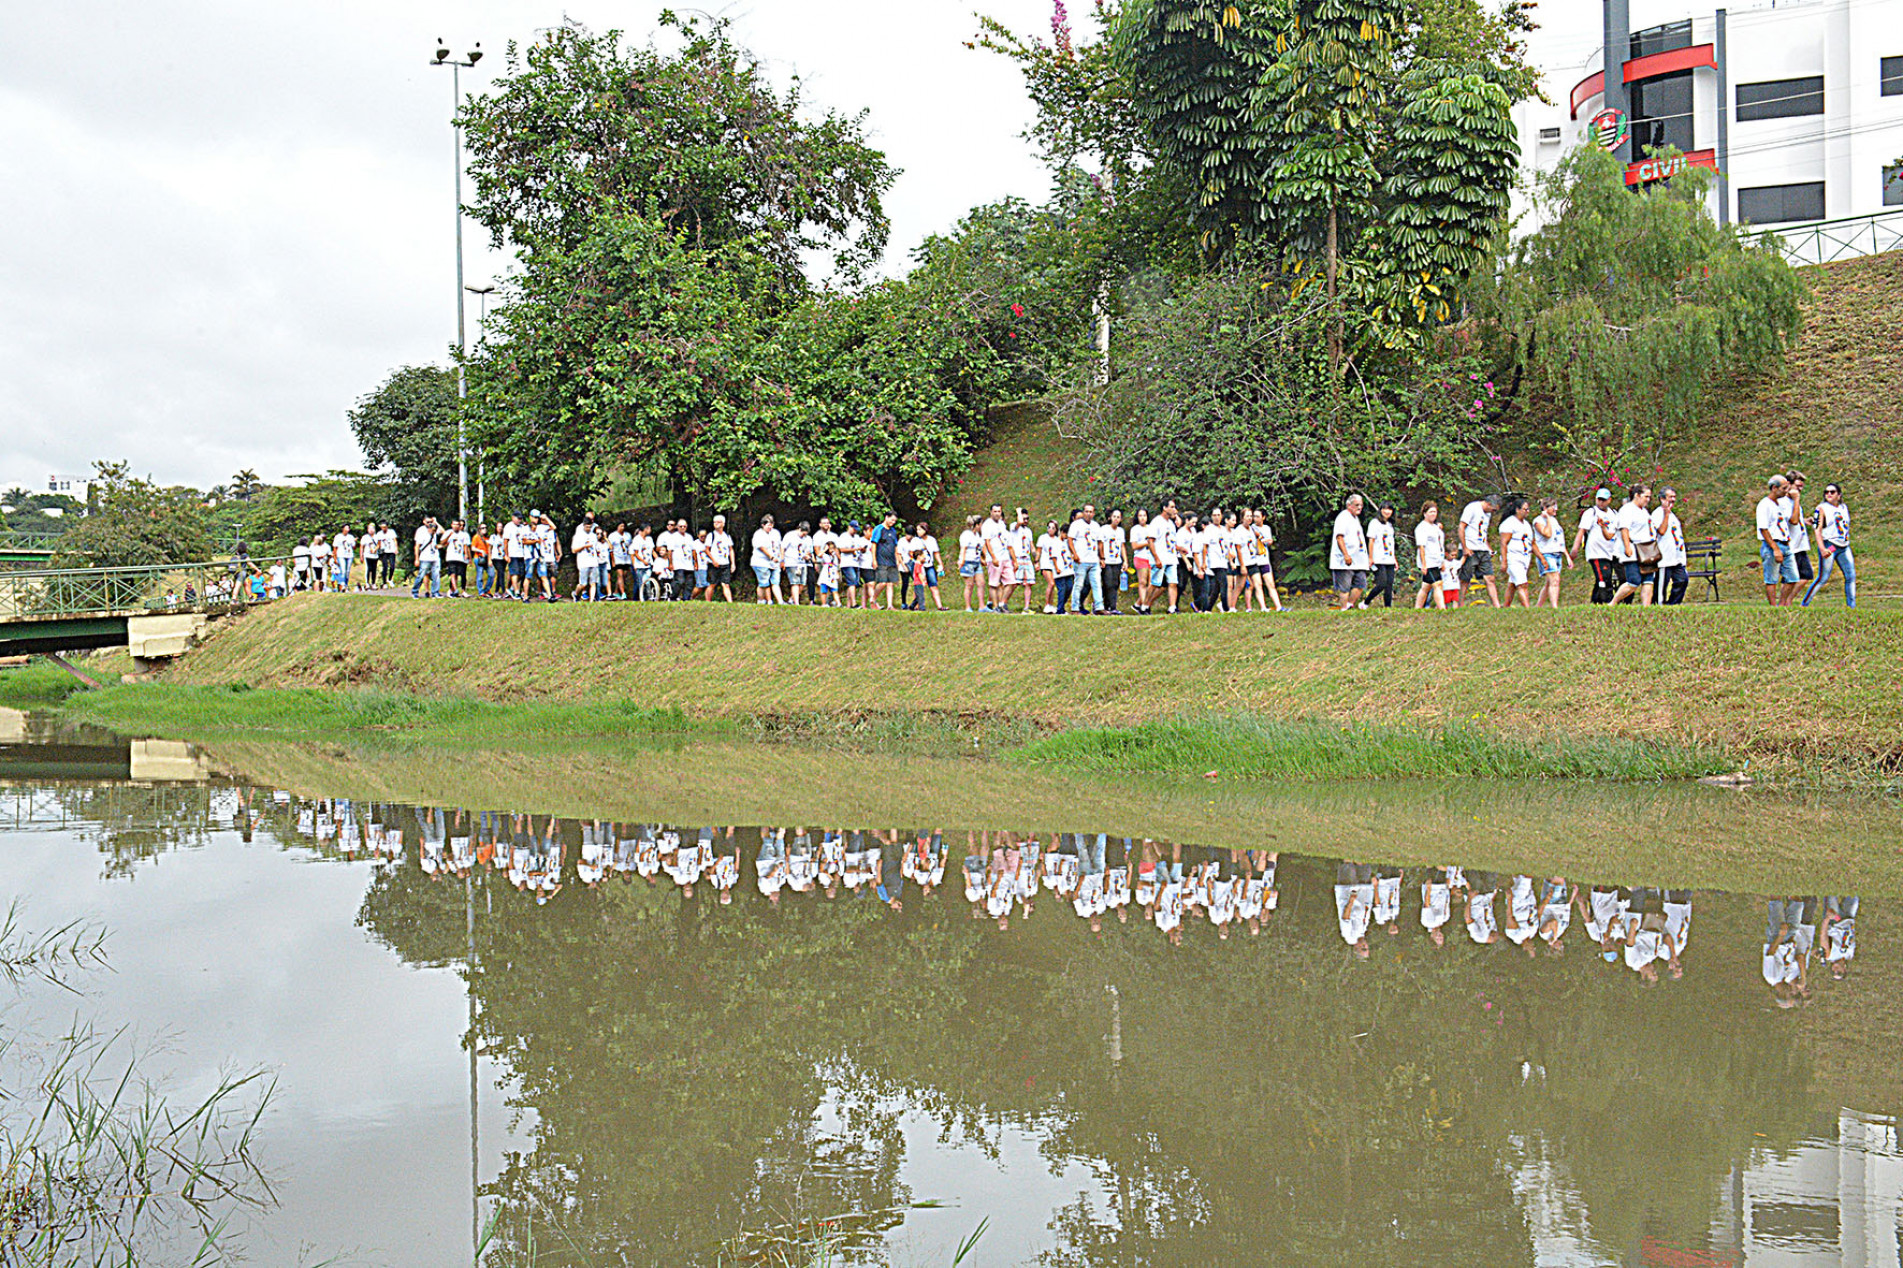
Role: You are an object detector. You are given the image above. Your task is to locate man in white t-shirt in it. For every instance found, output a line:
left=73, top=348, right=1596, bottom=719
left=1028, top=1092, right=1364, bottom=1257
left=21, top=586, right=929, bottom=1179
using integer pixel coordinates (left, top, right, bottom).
left=442, top=519, right=471, bottom=597
left=1329, top=494, right=1370, bottom=610
left=1756, top=474, right=1798, bottom=606
left=1651, top=487, right=1689, bottom=606
left=979, top=505, right=1012, bottom=612
left=750, top=515, right=783, bottom=604
left=501, top=514, right=529, bottom=600
left=1067, top=505, right=1102, bottom=615
left=1457, top=495, right=1501, bottom=608
left=1572, top=487, right=1620, bottom=604
left=291, top=538, right=312, bottom=591
left=410, top=518, right=441, bottom=598
left=1784, top=469, right=1813, bottom=590
left=1150, top=508, right=1182, bottom=613
left=1096, top=510, right=1125, bottom=614
left=607, top=523, right=633, bottom=599
left=706, top=514, right=736, bottom=602
left=532, top=515, right=560, bottom=602
left=308, top=534, right=331, bottom=592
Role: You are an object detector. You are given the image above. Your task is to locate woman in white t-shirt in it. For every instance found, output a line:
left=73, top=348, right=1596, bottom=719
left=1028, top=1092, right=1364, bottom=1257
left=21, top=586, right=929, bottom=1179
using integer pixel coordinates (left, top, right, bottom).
left=1412, top=502, right=1446, bottom=610
left=1532, top=497, right=1571, bottom=609
left=957, top=515, right=986, bottom=611
left=1364, top=504, right=1398, bottom=608
left=1802, top=483, right=1855, bottom=608
left=1612, top=486, right=1657, bottom=606
left=1129, top=509, right=1155, bottom=614
left=1037, top=521, right=1073, bottom=614
left=750, top=515, right=783, bottom=604
left=1249, top=509, right=1283, bottom=613
left=1496, top=497, right=1537, bottom=608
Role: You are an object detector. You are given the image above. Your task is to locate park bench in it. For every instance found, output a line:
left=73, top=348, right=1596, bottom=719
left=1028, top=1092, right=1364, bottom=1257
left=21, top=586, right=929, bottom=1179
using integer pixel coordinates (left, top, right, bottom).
left=1684, top=537, right=1722, bottom=602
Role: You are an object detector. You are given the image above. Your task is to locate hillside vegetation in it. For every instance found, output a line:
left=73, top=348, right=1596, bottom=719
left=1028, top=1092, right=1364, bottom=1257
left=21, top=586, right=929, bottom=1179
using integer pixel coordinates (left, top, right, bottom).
left=934, top=254, right=1902, bottom=605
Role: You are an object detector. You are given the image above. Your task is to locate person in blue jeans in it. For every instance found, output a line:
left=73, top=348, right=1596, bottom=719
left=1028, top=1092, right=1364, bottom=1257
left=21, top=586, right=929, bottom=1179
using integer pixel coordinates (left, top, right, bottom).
left=1068, top=506, right=1103, bottom=614
left=1802, top=483, right=1856, bottom=607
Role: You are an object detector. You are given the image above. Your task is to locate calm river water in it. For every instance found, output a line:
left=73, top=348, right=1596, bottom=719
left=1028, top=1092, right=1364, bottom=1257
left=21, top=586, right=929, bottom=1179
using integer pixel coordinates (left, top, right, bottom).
left=0, top=713, right=1896, bottom=1267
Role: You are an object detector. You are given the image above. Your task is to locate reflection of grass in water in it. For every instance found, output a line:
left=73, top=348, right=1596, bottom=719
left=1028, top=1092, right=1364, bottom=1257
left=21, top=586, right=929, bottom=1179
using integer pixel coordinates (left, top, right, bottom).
left=1011, top=715, right=1733, bottom=783
left=0, top=906, right=278, bottom=1266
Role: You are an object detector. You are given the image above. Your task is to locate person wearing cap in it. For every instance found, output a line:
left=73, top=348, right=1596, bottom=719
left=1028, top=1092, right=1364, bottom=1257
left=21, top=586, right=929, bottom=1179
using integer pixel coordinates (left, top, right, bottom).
left=1572, top=488, right=1620, bottom=604
left=1802, top=482, right=1854, bottom=607
left=1756, top=475, right=1799, bottom=605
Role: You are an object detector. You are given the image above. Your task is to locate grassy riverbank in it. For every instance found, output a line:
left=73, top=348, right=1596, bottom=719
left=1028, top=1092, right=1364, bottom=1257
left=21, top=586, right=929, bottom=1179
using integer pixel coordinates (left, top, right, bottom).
left=59, top=592, right=1903, bottom=784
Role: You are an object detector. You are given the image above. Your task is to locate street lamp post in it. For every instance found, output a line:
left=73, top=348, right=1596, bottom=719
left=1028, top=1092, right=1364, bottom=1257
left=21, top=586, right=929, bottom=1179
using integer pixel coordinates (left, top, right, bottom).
left=432, top=39, right=483, bottom=523
left=465, top=283, right=495, bottom=527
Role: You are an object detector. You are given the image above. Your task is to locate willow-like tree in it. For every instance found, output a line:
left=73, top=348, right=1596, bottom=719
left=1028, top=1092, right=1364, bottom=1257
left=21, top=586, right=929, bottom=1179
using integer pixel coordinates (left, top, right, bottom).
left=1478, top=147, right=1807, bottom=469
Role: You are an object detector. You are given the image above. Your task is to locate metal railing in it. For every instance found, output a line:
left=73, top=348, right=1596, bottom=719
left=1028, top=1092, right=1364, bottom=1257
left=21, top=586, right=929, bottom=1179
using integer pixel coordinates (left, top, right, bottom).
left=1764, top=208, right=1903, bottom=267
left=0, top=530, right=61, bottom=553
left=0, top=557, right=293, bottom=623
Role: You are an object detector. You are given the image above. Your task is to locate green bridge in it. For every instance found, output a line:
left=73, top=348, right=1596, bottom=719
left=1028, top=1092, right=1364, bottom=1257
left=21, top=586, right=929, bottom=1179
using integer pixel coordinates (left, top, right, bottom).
left=0, top=560, right=270, bottom=658
left=0, top=531, right=60, bottom=568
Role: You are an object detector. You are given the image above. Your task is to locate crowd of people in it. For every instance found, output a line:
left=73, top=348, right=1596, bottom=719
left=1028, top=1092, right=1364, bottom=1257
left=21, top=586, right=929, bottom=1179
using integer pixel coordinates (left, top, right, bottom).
left=266, top=798, right=1861, bottom=999
left=257, top=469, right=1858, bottom=612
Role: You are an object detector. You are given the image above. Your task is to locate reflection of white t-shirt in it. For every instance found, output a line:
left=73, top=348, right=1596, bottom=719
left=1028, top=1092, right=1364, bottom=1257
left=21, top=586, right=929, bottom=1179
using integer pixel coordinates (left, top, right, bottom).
left=1414, top=520, right=1444, bottom=570
left=1335, top=883, right=1373, bottom=944
left=1366, top=519, right=1396, bottom=566
left=1459, top=501, right=1492, bottom=551
left=1420, top=879, right=1452, bottom=930
left=1762, top=942, right=1800, bottom=985
left=1329, top=511, right=1369, bottom=570
left=1824, top=919, right=1856, bottom=963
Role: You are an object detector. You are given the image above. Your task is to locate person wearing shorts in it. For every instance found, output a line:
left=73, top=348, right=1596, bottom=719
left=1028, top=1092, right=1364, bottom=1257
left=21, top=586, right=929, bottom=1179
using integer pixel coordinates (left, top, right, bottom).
left=1329, top=494, right=1369, bottom=609
left=750, top=514, right=783, bottom=603
left=706, top=514, right=736, bottom=602
left=1457, top=495, right=1500, bottom=607
left=1756, top=475, right=1800, bottom=604
left=1412, top=502, right=1445, bottom=609
left=979, top=507, right=1012, bottom=611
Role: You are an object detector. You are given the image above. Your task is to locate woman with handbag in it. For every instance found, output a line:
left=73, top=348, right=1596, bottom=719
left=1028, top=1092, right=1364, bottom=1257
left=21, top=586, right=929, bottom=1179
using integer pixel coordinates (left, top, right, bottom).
left=1612, top=485, right=1659, bottom=606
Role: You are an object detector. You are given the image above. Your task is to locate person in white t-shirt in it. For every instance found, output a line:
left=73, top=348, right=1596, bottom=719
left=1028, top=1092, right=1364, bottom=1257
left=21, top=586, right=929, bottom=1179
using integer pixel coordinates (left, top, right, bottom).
left=1329, top=494, right=1370, bottom=610
left=1755, top=474, right=1799, bottom=605
left=1650, top=488, right=1688, bottom=606
left=1037, top=520, right=1072, bottom=614
left=330, top=528, right=356, bottom=591
left=500, top=514, right=528, bottom=600
left=442, top=519, right=472, bottom=598
left=809, top=516, right=840, bottom=606
left=703, top=513, right=735, bottom=602
left=1129, top=509, right=1156, bottom=613
left=291, top=538, right=313, bottom=591
left=1335, top=863, right=1374, bottom=960
left=1154, top=508, right=1186, bottom=614
left=903, top=521, right=944, bottom=610
left=1248, top=508, right=1283, bottom=613
left=1802, top=482, right=1855, bottom=608
left=1008, top=510, right=1037, bottom=613
left=1573, top=487, right=1621, bottom=604
left=1531, top=497, right=1571, bottom=609
left=357, top=524, right=379, bottom=592
left=1098, top=510, right=1126, bottom=614
left=606, top=523, right=633, bottom=599
left=978, top=505, right=1012, bottom=612
left=1496, top=497, right=1537, bottom=607
left=308, top=534, right=331, bottom=593
left=1611, top=485, right=1657, bottom=606
left=1457, top=495, right=1501, bottom=608
left=410, top=518, right=441, bottom=599
left=532, top=515, right=561, bottom=602
left=1784, top=469, right=1814, bottom=589
left=1364, top=504, right=1398, bottom=609
left=750, top=514, right=783, bottom=605
left=957, top=514, right=987, bottom=611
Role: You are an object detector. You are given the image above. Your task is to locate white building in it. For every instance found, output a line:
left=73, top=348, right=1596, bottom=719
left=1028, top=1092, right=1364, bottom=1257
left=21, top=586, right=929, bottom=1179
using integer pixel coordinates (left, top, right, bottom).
left=1513, top=0, right=1903, bottom=235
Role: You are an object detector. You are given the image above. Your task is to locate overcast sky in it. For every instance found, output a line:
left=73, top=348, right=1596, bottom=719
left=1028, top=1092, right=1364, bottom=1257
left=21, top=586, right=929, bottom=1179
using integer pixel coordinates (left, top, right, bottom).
left=0, top=0, right=1068, bottom=493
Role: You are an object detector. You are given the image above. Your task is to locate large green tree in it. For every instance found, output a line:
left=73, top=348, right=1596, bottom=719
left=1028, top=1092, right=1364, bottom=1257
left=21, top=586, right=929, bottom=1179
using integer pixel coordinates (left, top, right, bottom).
left=347, top=365, right=462, bottom=525
left=53, top=462, right=213, bottom=569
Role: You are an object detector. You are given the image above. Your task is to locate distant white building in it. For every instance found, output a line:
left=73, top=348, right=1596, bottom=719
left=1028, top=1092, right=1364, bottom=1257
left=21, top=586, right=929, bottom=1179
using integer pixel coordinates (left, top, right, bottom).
left=1512, top=0, right=1903, bottom=233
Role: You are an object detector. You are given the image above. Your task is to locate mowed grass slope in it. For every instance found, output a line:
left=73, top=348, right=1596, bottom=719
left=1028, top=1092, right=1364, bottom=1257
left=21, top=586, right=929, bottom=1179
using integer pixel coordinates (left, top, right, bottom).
left=155, top=593, right=1902, bottom=776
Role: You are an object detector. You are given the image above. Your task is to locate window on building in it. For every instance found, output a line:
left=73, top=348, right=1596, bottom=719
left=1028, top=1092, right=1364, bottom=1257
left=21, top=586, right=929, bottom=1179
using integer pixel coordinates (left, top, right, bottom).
left=1630, top=70, right=1694, bottom=155
left=1738, top=182, right=1826, bottom=225
left=1882, top=55, right=1903, bottom=96
left=1736, top=76, right=1825, bottom=121
left=1630, top=20, right=1693, bottom=61
left=1885, top=164, right=1903, bottom=208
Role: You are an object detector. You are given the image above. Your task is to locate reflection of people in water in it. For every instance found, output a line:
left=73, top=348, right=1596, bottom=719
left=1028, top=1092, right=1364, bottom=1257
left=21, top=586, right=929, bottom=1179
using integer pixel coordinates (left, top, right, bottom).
left=1618, top=888, right=1679, bottom=985
left=1536, top=877, right=1571, bottom=956
left=1420, top=867, right=1456, bottom=947
left=1372, top=866, right=1403, bottom=937
left=1336, top=863, right=1374, bottom=960
left=1763, top=897, right=1813, bottom=1007
left=1579, top=884, right=1627, bottom=959
left=1822, top=896, right=1858, bottom=979
left=1465, top=872, right=1500, bottom=946
left=1502, top=874, right=1538, bottom=953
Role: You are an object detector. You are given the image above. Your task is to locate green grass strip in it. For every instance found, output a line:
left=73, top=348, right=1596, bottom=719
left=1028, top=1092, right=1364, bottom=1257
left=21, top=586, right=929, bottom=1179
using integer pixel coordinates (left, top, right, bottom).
left=1008, top=714, right=1734, bottom=783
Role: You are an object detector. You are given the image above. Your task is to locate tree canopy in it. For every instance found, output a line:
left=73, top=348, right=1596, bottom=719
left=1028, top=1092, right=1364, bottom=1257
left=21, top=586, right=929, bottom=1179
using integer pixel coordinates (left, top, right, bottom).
left=53, top=462, right=213, bottom=569
left=347, top=365, right=462, bottom=527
